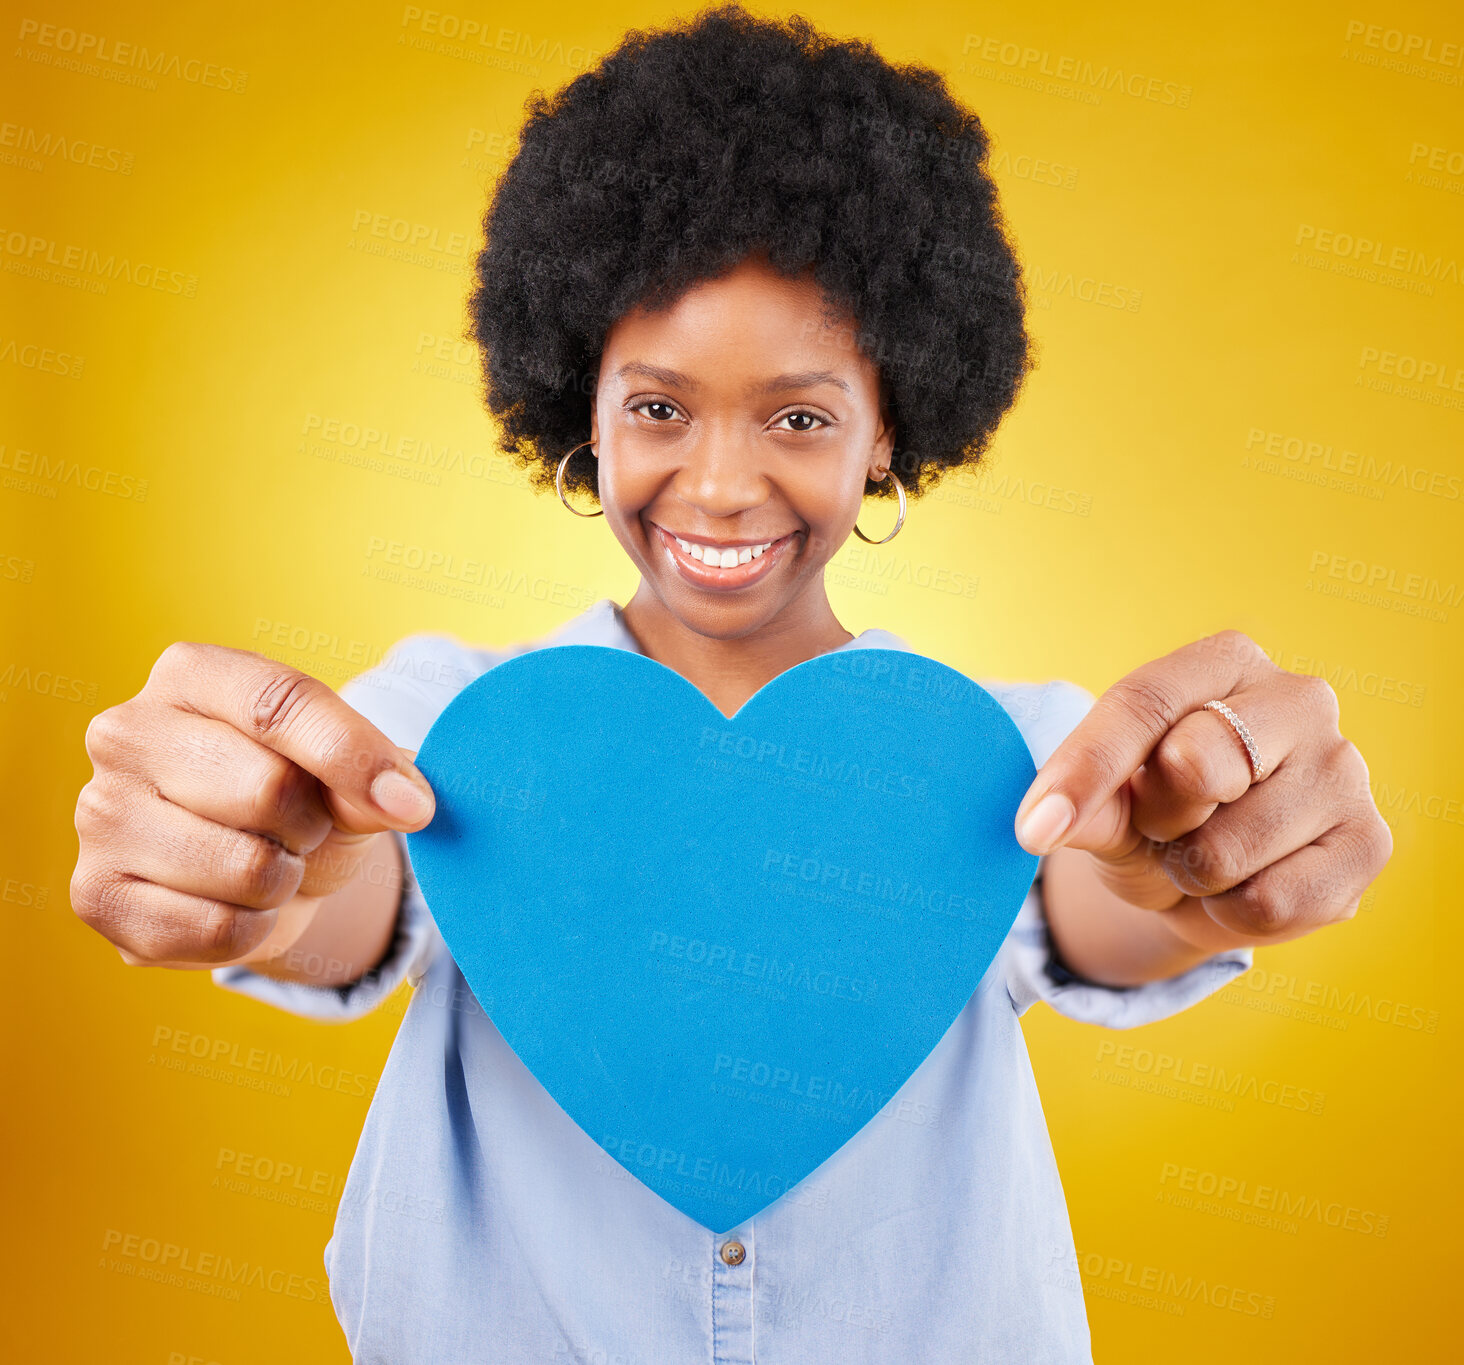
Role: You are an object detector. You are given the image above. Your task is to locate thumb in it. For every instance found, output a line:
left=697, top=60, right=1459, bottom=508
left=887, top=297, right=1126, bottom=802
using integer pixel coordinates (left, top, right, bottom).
left=303, top=748, right=428, bottom=898
left=1046, top=778, right=1190, bottom=912
left=1018, top=764, right=1137, bottom=862
left=322, top=745, right=433, bottom=837
left=1054, top=780, right=1136, bottom=861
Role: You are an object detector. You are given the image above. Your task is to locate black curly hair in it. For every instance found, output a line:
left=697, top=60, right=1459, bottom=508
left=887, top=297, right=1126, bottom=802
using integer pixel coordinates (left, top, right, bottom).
left=466, top=2, right=1033, bottom=506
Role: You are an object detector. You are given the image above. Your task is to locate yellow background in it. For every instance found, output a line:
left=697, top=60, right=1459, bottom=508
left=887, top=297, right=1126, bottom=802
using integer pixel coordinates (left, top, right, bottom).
left=3, top=0, right=1459, bottom=1358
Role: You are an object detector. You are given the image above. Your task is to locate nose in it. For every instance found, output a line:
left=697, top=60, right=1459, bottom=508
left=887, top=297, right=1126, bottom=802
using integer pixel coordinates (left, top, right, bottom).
left=671, top=429, right=770, bottom=518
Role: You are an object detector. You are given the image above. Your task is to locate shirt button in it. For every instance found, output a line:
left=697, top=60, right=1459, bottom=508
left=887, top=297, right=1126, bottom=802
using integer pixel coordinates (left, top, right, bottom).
left=720, top=1240, right=746, bottom=1266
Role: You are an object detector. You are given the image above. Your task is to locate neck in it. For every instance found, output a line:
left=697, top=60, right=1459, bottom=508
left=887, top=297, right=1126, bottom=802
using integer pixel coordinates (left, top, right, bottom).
left=620, top=580, right=855, bottom=717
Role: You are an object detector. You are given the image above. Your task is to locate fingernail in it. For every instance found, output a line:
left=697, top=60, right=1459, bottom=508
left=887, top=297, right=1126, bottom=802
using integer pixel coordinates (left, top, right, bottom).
left=1016, top=791, right=1075, bottom=854
left=371, top=768, right=434, bottom=823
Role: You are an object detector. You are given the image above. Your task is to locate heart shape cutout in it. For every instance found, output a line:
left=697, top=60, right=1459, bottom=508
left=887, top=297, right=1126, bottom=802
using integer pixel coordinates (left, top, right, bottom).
left=407, top=644, right=1038, bottom=1232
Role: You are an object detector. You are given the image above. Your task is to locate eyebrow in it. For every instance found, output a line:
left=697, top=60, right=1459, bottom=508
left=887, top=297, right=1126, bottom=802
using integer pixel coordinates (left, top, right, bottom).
left=613, top=361, right=852, bottom=396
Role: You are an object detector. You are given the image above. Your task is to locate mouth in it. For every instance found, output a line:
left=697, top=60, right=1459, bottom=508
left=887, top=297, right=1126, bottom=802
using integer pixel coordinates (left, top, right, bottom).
left=649, top=522, right=800, bottom=593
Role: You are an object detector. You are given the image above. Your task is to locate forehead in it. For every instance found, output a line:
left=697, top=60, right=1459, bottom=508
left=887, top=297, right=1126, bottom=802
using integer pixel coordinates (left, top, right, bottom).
left=602, top=255, right=877, bottom=389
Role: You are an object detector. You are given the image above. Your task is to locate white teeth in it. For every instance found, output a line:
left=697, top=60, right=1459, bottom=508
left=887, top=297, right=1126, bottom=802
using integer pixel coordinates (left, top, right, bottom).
left=672, top=534, right=776, bottom=568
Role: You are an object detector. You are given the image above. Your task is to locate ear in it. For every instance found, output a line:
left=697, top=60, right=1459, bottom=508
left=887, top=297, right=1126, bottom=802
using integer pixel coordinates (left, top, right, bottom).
left=589, top=409, right=599, bottom=454
left=868, top=402, right=896, bottom=482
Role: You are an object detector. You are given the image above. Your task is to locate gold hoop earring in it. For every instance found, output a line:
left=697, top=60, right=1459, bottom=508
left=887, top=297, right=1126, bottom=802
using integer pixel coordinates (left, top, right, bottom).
left=556, top=440, right=602, bottom=517
left=853, top=469, right=906, bottom=544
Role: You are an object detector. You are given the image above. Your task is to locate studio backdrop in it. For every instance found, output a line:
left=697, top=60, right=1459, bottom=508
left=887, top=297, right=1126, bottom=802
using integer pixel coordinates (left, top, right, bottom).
left=2, top=1, right=1457, bottom=1360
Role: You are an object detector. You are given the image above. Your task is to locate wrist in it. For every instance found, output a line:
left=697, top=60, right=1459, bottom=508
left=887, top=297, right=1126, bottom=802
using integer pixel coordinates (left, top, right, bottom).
left=1041, top=847, right=1232, bottom=987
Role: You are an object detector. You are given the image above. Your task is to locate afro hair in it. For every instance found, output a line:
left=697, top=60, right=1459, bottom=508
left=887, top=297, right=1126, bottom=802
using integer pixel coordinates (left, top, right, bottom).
left=466, top=2, right=1033, bottom=505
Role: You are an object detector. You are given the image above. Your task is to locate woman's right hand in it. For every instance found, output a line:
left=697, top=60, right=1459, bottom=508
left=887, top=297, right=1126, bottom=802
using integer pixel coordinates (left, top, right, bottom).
left=70, top=642, right=437, bottom=969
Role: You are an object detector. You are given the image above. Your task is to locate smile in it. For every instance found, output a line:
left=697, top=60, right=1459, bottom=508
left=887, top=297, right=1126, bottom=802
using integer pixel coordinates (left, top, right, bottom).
left=650, top=523, right=798, bottom=592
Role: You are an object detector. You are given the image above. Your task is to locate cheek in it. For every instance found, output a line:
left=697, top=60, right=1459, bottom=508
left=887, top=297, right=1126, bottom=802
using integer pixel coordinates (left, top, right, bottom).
left=790, top=464, right=865, bottom=529
left=595, top=454, right=653, bottom=518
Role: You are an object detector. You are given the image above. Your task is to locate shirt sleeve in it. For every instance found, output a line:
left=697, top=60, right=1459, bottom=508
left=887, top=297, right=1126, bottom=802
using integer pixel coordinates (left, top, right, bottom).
left=990, top=678, right=1254, bottom=1030
left=209, top=633, right=495, bottom=1023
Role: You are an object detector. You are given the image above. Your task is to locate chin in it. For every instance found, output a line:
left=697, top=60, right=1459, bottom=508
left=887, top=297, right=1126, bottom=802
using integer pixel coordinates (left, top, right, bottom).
left=673, top=596, right=786, bottom=640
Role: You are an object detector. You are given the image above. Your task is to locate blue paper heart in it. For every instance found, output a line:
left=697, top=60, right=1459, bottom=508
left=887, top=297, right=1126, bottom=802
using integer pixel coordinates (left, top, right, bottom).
left=407, top=645, right=1038, bottom=1232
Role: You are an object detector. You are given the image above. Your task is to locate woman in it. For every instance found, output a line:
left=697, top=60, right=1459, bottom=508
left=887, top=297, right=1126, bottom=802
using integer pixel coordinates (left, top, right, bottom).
left=71, top=5, right=1391, bottom=1360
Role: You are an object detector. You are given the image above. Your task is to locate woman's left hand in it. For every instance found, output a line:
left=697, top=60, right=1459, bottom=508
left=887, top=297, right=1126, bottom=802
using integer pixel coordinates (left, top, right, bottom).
left=1012, top=630, right=1394, bottom=947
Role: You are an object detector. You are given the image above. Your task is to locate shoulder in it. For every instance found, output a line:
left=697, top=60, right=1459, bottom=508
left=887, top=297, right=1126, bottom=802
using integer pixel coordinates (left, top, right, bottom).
left=848, top=631, right=1097, bottom=772
left=975, top=679, right=1097, bottom=770
left=336, top=633, right=516, bottom=751
left=847, top=631, right=1096, bottom=769
left=337, top=600, right=621, bottom=751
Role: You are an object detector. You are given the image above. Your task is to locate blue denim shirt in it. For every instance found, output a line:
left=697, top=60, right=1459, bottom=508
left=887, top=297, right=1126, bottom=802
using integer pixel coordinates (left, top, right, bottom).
left=213, top=598, right=1251, bottom=1364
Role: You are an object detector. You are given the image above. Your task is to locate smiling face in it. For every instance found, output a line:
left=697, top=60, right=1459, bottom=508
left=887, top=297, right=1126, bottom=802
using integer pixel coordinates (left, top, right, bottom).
left=589, top=251, right=895, bottom=644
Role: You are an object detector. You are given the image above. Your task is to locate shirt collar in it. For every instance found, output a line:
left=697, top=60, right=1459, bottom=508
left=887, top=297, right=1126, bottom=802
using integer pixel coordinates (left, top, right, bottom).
left=546, top=598, right=912, bottom=658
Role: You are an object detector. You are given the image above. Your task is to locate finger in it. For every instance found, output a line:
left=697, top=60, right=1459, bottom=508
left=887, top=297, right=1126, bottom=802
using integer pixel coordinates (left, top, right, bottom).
left=1014, top=630, right=1276, bottom=854
left=1128, top=680, right=1313, bottom=844
left=93, top=778, right=308, bottom=911
left=104, top=711, right=335, bottom=855
left=71, top=862, right=281, bottom=965
left=1196, top=817, right=1392, bottom=940
left=110, top=890, right=323, bottom=969
left=148, top=643, right=435, bottom=832
left=1154, top=760, right=1339, bottom=900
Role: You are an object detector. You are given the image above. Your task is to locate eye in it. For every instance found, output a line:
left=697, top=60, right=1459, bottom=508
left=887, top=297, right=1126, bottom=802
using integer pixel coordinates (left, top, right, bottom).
left=630, top=400, right=681, bottom=423
left=772, top=410, right=828, bottom=434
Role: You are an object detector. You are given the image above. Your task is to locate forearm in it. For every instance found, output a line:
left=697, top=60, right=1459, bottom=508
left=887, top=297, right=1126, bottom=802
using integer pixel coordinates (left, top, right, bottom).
left=1040, top=845, right=1259, bottom=987
left=220, top=831, right=406, bottom=989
